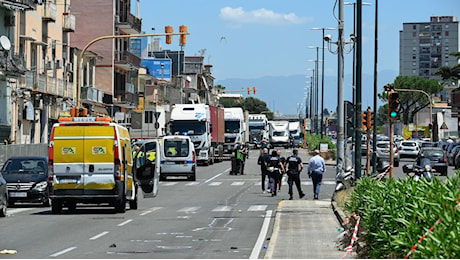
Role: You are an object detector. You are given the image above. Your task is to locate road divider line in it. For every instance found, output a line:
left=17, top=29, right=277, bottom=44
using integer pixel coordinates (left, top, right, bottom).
left=250, top=210, right=273, bottom=259
left=50, top=247, right=77, bottom=257
left=117, top=219, right=133, bottom=227
left=140, top=207, right=162, bottom=216
left=89, top=231, right=109, bottom=240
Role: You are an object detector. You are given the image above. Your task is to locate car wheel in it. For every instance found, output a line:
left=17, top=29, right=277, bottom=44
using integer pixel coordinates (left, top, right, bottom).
left=0, top=192, right=7, bottom=217
left=129, top=187, right=138, bottom=210
left=42, top=196, right=51, bottom=207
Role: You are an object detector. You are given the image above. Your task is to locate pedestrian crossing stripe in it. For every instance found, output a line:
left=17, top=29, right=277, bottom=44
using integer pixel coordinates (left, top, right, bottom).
left=231, top=182, right=244, bottom=186
left=208, top=182, right=222, bottom=186
left=185, top=182, right=200, bottom=186
left=177, top=207, right=201, bottom=213
left=159, top=180, right=337, bottom=187
left=248, top=205, right=268, bottom=211
left=162, top=182, right=178, bottom=186
left=212, top=206, right=232, bottom=212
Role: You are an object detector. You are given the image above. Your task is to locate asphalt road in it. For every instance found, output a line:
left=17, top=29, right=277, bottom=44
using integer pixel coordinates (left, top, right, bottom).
left=0, top=148, right=337, bottom=259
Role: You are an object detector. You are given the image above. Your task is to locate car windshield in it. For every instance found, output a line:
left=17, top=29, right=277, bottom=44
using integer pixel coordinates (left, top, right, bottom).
left=423, top=150, right=443, bottom=157
left=273, top=131, right=286, bottom=137
left=164, top=139, right=190, bottom=157
left=2, top=159, right=46, bottom=173
left=402, top=142, right=416, bottom=147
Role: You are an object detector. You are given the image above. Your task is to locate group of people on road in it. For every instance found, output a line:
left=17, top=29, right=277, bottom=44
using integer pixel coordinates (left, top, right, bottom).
left=257, top=139, right=325, bottom=200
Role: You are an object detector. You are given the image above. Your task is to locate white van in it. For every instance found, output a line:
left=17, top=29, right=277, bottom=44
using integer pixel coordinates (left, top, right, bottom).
left=160, top=135, right=196, bottom=181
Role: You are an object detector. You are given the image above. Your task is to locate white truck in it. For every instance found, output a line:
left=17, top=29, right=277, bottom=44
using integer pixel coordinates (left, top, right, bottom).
left=249, top=114, right=269, bottom=148
left=269, top=120, right=290, bottom=148
left=288, top=121, right=302, bottom=148
left=223, top=107, right=247, bottom=155
left=169, top=104, right=224, bottom=166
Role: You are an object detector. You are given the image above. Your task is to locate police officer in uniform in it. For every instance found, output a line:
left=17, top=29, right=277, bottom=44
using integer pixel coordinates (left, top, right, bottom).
left=285, top=149, right=305, bottom=200
left=267, top=150, right=285, bottom=196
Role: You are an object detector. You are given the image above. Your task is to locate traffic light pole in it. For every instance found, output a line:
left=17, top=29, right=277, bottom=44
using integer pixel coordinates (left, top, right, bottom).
left=394, top=88, right=433, bottom=141
left=389, top=119, right=394, bottom=179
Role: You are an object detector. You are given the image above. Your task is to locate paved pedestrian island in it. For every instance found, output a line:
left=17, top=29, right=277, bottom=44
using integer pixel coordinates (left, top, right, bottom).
left=264, top=200, right=344, bottom=259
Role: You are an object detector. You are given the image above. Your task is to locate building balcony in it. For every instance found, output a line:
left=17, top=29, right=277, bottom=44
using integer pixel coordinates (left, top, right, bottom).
left=114, top=50, right=141, bottom=70
left=116, top=12, right=141, bottom=34
left=42, top=2, right=56, bottom=22
left=0, top=0, right=36, bottom=11
left=62, top=13, right=75, bottom=32
left=80, top=86, right=103, bottom=104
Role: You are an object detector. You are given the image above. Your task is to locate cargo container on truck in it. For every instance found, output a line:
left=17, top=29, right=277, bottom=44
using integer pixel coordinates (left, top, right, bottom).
left=169, top=104, right=223, bottom=166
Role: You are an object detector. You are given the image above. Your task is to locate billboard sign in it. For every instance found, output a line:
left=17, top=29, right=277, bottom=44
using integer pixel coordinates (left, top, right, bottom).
left=141, top=58, right=172, bottom=81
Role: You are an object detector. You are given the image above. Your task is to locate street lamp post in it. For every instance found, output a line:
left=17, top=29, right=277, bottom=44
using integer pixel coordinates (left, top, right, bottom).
left=312, top=27, right=336, bottom=139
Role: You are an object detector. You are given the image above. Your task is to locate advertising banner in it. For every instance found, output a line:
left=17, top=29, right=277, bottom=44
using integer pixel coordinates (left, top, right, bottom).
left=141, top=58, right=172, bottom=81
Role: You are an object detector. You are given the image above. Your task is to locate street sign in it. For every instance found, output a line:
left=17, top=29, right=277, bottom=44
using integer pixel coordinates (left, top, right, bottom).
left=440, top=122, right=448, bottom=130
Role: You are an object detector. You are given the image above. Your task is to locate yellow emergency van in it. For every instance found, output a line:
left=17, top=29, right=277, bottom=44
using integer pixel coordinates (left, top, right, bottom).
left=48, top=116, right=139, bottom=213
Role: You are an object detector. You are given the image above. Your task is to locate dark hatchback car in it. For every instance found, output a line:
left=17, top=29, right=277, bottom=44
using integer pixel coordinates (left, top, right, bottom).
left=0, top=171, right=7, bottom=217
left=1, top=156, right=50, bottom=206
left=416, top=147, right=448, bottom=176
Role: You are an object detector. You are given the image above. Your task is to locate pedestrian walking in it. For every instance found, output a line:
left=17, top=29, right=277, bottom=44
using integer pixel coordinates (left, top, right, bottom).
left=267, top=150, right=285, bottom=196
left=276, top=149, right=286, bottom=192
left=285, top=149, right=305, bottom=200
left=307, top=149, right=325, bottom=200
left=257, top=147, right=271, bottom=193
left=235, top=141, right=247, bottom=175
left=260, top=139, right=271, bottom=154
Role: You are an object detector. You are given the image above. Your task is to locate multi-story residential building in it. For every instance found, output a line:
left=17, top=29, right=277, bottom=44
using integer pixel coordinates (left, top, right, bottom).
left=400, top=16, right=459, bottom=102
left=1, top=0, right=76, bottom=144
left=71, top=0, right=142, bottom=124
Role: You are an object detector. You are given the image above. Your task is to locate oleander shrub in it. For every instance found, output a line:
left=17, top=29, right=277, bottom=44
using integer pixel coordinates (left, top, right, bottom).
left=343, top=173, right=460, bottom=258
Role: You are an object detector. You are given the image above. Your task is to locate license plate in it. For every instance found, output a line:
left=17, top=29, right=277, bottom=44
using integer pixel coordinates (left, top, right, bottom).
left=9, top=192, right=27, bottom=198
left=165, top=161, right=176, bottom=165
left=58, top=178, right=78, bottom=184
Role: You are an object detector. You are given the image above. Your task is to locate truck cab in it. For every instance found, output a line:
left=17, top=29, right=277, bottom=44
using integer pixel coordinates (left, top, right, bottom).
left=249, top=114, right=269, bottom=148
left=269, top=121, right=290, bottom=148
left=223, top=108, right=246, bottom=155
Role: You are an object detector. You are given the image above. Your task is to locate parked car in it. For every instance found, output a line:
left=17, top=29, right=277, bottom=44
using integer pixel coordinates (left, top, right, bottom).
left=398, top=141, right=420, bottom=158
left=375, top=141, right=400, bottom=167
left=447, top=145, right=460, bottom=166
left=1, top=156, right=50, bottom=206
left=416, top=147, right=448, bottom=176
left=454, top=152, right=460, bottom=170
left=445, top=143, right=460, bottom=164
left=0, top=171, right=7, bottom=217
left=419, top=141, right=437, bottom=148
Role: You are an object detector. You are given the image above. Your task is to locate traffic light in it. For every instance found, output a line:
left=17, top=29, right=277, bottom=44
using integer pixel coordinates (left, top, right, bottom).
left=388, top=90, right=400, bottom=120
left=247, top=87, right=251, bottom=94
left=253, top=86, right=257, bottom=94
left=366, top=108, right=372, bottom=130
left=428, top=123, right=433, bottom=132
left=165, top=25, right=173, bottom=44
left=361, top=112, right=367, bottom=130
left=369, top=112, right=374, bottom=130
left=179, top=25, right=187, bottom=45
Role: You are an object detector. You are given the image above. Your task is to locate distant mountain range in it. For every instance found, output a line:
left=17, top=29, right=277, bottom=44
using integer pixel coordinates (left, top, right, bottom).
left=216, top=70, right=399, bottom=115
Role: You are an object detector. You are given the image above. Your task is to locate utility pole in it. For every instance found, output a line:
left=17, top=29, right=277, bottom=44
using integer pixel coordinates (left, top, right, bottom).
left=372, top=0, right=379, bottom=173
left=354, top=0, right=363, bottom=179
left=336, top=0, right=345, bottom=173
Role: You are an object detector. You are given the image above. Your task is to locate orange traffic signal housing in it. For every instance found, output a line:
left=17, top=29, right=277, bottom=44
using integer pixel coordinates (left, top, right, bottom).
left=165, top=25, right=173, bottom=44
left=253, top=87, right=257, bottom=94
left=179, top=25, right=187, bottom=45
left=361, top=112, right=367, bottom=130
left=247, top=87, right=251, bottom=94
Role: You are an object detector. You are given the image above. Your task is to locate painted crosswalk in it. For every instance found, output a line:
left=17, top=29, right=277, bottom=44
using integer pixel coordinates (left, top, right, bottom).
left=159, top=180, right=336, bottom=187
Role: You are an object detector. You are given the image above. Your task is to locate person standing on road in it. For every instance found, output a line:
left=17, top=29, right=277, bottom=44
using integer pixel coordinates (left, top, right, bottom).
left=276, top=149, right=286, bottom=192
left=257, top=147, right=271, bottom=193
left=307, top=149, right=325, bottom=200
left=235, top=141, right=247, bottom=175
left=285, top=149, right=305, bottom=200
left=267, top=150, right=285, bottom=197
left=259, top=139, right=271, bottom=155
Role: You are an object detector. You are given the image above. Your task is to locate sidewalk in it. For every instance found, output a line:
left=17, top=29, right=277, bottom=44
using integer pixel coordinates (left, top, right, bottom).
left=264, top=200, right=345, bottom=259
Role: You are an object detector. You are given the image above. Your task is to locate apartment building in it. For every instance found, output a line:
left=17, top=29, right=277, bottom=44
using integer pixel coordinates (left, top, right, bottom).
left=70, top=0, right=142, bottom=124
left=0, top=0, right=77, bottom=144
left=399, top=16, right=459, bottom=102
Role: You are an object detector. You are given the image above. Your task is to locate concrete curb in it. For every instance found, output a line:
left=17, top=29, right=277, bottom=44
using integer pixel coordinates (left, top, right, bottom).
left=331, top=200, right=348, bottom=227
left=263, top=201, right=283, bottom=259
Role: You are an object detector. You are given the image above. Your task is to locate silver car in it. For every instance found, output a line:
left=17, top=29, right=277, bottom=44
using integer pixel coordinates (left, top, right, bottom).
left=375, top=141, right=400, bottom=167
left=398, top=141, right=420, bottom=158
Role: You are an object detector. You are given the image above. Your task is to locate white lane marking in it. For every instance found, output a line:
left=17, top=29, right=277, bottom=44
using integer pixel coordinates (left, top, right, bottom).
left=6, top=208, right=34, bottom=215
left=300, top=181, right=336, bottom=185
left=209, top=182, right=222, bottom=186
left=139, top=207, right=162, bottom=216
left=248, top=205, right=267, bottom=211
left=89, top=231, right=109, bottom=240
left=117, top=219, right=133, bottom=227
left=50, top=247, right=77, bottom=257
left=177, top=207, right=200, bottom=213
left=212, top=206, right=232, bottom=212
left=203, top=168, right=230, bottom=184
left=185, top=182, right=200, bottom=186
left=231, top=181, right=244, bottom=186
left=161, top=182, right=178, bottom=186
left=250, top=210, right=273, bottom=259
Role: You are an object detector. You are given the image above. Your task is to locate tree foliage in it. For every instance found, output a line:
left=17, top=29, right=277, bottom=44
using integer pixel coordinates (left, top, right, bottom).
left=435, top=51, right=460, bottom=82
left=378, top=76, right=442, bottom=124
left=219, top=96, right=273, bottom=120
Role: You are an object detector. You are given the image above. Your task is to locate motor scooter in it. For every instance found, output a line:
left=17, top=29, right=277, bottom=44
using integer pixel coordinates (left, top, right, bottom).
left=402, top=158, right=434, bottom=181
left=334, top=159, right=355, bottom=192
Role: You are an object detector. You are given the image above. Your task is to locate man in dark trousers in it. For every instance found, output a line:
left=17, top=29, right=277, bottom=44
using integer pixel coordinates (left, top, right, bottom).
left=285, top=149, right=305, bottom=200
left=257, top=148, right=271, bottom=193
left=267, top=150, right=285, bottom=197
left=307, top=149, right=326, bottom=200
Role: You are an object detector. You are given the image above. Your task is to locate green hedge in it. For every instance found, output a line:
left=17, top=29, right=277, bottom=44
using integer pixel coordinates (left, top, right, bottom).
left=306, top=133, right=336, bottom=159
left=343, top=173, right=460, bottom=258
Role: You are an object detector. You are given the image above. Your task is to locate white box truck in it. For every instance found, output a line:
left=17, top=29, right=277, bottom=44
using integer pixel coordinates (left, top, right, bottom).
left=249, top=114, right=269, bottom=148
left=269, top=120, right=290, bottom=148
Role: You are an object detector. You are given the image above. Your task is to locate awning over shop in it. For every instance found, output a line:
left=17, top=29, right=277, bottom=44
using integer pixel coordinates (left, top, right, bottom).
left=92, top=106, right=109, bottom=116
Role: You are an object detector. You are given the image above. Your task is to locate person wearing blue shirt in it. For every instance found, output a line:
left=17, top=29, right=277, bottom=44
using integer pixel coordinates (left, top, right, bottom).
left=307, top=149, right=325, bottom=200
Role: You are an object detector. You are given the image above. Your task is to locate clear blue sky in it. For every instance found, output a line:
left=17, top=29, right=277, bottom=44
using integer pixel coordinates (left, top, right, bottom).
left=136, top=0, right=459, bottom=113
